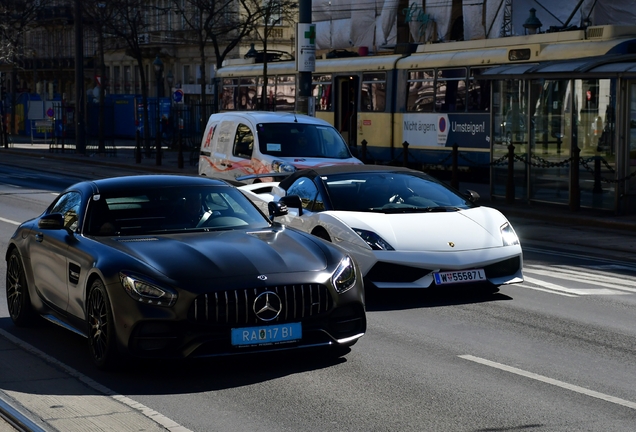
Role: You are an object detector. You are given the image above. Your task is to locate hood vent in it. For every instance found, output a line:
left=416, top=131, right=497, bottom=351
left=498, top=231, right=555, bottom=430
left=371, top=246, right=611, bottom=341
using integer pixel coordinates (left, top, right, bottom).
left=116, top=237, right=159, bottom=242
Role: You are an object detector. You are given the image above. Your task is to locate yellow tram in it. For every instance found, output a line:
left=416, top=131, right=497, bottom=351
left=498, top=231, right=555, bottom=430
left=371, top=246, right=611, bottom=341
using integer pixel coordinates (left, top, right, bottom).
left=216, top=26, right=636, bottom=176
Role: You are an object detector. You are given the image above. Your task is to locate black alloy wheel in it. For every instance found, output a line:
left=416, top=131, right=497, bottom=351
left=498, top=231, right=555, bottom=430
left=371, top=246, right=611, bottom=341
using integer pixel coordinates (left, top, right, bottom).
left=6, top=249, right=37, bottom=326
left=87, top=279, right=119, bottom=369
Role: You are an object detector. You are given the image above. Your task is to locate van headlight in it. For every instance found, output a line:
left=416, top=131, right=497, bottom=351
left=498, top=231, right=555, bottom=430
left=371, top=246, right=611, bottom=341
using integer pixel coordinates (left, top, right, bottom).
left=120, top=272, right=177, bottom=307
left=500, top=222, right=520, bottom=246
left=272, top=160, right=296, bottom=173
left=332, top=256, right=357, bottom=294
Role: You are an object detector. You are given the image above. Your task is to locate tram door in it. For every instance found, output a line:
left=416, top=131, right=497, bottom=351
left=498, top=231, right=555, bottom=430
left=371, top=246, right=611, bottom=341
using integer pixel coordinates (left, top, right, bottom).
left=334, top=75, right=359, bottom=146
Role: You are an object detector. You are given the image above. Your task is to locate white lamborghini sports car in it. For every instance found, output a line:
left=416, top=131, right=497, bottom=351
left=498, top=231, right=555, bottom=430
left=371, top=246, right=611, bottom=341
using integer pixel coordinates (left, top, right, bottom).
left=240, top=165, right=523, bottom=291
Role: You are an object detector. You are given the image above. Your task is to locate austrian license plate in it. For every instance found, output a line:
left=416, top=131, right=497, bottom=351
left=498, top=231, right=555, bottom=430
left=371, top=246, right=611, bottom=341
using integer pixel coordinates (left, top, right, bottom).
left=231, top=322, right=302, bottom=346
left=433, top=269, right=486, bottom=285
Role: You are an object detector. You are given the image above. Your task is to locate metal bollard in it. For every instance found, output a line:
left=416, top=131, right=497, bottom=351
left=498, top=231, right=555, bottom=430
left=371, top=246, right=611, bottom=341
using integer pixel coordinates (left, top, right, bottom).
left=360, top=139, right=367, bottom=164
left=569, top=145, right=580, bottom=211
left=506, top=144, right=515, bottom=203
left=593, top=156, right=602, bottom=193
left=451, top=143, right=459, bottom=189
left=135, top=130, right=141, bottom=164
left=402, top=141, right=409, bottom=167
left=178, top=131, right=184, bottom=169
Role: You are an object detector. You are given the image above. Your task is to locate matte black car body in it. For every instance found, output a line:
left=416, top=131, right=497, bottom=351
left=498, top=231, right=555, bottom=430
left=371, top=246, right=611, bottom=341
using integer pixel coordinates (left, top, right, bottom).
left=5, top=175, right=365, bottom=368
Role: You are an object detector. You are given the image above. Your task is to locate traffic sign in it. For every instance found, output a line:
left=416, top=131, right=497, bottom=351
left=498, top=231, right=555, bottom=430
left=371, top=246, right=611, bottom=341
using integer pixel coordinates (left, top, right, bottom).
left=173, top=89, right=184, bottom=103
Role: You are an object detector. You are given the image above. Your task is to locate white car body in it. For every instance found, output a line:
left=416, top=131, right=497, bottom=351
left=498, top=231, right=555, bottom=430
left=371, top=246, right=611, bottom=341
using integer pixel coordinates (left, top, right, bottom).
left=240, top=166, right=523, bottom=290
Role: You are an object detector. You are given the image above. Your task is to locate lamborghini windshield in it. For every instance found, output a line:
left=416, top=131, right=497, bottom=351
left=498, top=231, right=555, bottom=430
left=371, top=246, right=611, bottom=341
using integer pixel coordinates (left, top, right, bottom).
left=323, top=172, right=475, bottom=212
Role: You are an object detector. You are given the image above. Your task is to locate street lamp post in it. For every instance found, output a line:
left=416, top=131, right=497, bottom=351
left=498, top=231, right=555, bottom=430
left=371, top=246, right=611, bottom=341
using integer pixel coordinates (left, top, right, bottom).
left=153, top=55, right=163, bottom=166
left=165, top=70, right=182, bottom=168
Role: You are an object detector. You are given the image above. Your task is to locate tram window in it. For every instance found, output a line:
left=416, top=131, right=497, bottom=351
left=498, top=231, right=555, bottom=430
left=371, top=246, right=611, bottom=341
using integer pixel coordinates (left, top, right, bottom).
left=221, top=78, right=238, bottom=110
left=257, top=76, right=276, bottom=111
left=467, top=68, right=491, bottom=112
left=361, top=72, right=386, bottom=112
left=313, top=74, right=332, bottom=111
left=275, top=75, right=296, bottom=111
left=435, top=68, right=466, bottom=113
left=407, top=70, right=435, bottom=112
left=237, top=77, right=257, bottom=110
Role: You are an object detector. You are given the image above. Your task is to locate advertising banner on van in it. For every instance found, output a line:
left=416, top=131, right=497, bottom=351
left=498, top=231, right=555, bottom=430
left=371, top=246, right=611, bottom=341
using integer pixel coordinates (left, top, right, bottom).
left=402, top=113, right=490, bottom=149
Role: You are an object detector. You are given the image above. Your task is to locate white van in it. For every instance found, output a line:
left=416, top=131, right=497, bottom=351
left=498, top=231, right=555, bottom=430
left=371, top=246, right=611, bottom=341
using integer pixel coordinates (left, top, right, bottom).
left=198, top=111, right=362, bottom=181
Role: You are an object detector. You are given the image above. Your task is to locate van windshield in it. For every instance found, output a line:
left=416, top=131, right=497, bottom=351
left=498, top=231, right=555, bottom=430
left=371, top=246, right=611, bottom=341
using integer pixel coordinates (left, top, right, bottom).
left=256, top=123, right=352, bottom=159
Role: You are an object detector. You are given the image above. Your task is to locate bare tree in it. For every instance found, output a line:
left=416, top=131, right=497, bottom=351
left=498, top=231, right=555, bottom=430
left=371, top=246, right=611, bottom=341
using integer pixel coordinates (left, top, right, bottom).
left=100, top=0, right=157, bottom=155
left=82, top=1, right=116, bottom=154
left=169, top=0, right=258, bottom=130
left=0, top=0, right=50, bottom=137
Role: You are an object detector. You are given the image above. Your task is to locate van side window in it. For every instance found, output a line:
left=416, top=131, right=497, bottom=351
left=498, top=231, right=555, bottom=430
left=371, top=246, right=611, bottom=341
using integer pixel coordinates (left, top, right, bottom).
left=232, top=123, right=254, bottom=158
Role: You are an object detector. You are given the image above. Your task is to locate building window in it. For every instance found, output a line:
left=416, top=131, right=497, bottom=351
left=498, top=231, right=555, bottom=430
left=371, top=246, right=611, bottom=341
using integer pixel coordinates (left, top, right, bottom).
left=263, top=0, right=281, bottom=26
left=124, top=65, right=131, bottom=93
left=113, top=66, right=121, bottom=94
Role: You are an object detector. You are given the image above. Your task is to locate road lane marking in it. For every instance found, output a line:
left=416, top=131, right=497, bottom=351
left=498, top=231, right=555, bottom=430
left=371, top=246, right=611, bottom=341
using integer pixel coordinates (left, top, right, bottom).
left=0, top=217, right=20, bottom=226
left=521, top=276, right=624, bottom=296
left=459, top=354, right=636, bottom=410
left=525, top=265, right=636, bottom=294
left=0, top=329, right=192, bottom=432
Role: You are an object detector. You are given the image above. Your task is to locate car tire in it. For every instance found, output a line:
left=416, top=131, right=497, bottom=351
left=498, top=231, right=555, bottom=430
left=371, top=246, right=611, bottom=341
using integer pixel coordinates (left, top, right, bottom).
left=87, top=279, right=120, bottom=370
left=6, top=249, right=38, bottom=327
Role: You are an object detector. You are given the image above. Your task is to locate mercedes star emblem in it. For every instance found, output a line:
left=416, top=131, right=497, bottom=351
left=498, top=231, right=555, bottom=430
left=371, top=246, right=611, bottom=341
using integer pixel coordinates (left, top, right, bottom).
left=253, top=291, right=282, bottom=322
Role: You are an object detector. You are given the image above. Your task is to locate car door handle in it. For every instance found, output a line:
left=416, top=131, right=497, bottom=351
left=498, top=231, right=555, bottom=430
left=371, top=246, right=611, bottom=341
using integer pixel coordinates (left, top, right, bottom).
left=35, top=233, right=43, bottom=242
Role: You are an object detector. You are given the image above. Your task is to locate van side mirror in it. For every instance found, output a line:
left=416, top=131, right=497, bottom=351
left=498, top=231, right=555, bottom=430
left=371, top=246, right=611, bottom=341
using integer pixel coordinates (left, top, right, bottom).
left=279, top=195, right=303, bottom=216
left=268, top=201, right=288, bottom=220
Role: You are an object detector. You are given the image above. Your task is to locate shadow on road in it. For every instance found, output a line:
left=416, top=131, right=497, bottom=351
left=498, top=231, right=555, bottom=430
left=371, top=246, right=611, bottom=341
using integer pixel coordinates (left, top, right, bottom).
left=364, top=285, right=512, bottom=312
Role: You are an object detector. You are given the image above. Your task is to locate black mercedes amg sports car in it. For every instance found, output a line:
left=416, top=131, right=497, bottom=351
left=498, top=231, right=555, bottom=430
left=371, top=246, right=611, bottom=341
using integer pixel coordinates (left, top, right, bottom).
left=5, top=175, right=366, bottom=369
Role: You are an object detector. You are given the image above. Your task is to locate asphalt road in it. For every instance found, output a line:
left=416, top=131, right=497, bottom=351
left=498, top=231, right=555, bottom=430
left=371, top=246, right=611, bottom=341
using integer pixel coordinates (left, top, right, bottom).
left=0, top=154, right=635, bottom=431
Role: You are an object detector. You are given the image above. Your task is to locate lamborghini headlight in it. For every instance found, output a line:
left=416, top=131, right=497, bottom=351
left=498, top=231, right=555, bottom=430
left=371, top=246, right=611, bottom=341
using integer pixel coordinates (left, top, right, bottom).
left=353, top=228, right=395, bottom=251
left=332, top=256, right=357, bottom=294
left=500, top=222, right=520, bottom=246
left=119, top=272, right=177, bottom=307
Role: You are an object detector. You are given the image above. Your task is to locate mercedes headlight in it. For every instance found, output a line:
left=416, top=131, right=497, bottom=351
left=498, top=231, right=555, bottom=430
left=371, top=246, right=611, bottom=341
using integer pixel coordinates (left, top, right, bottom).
left=120, top=272, right=177, bottom=307
left=272, top=160, right=296, bottom=173
left=332, top=256, right=357, bottom=294
left=353, top=228, right=394, bottom=251
left=500, top=222, right=520, bottom=246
